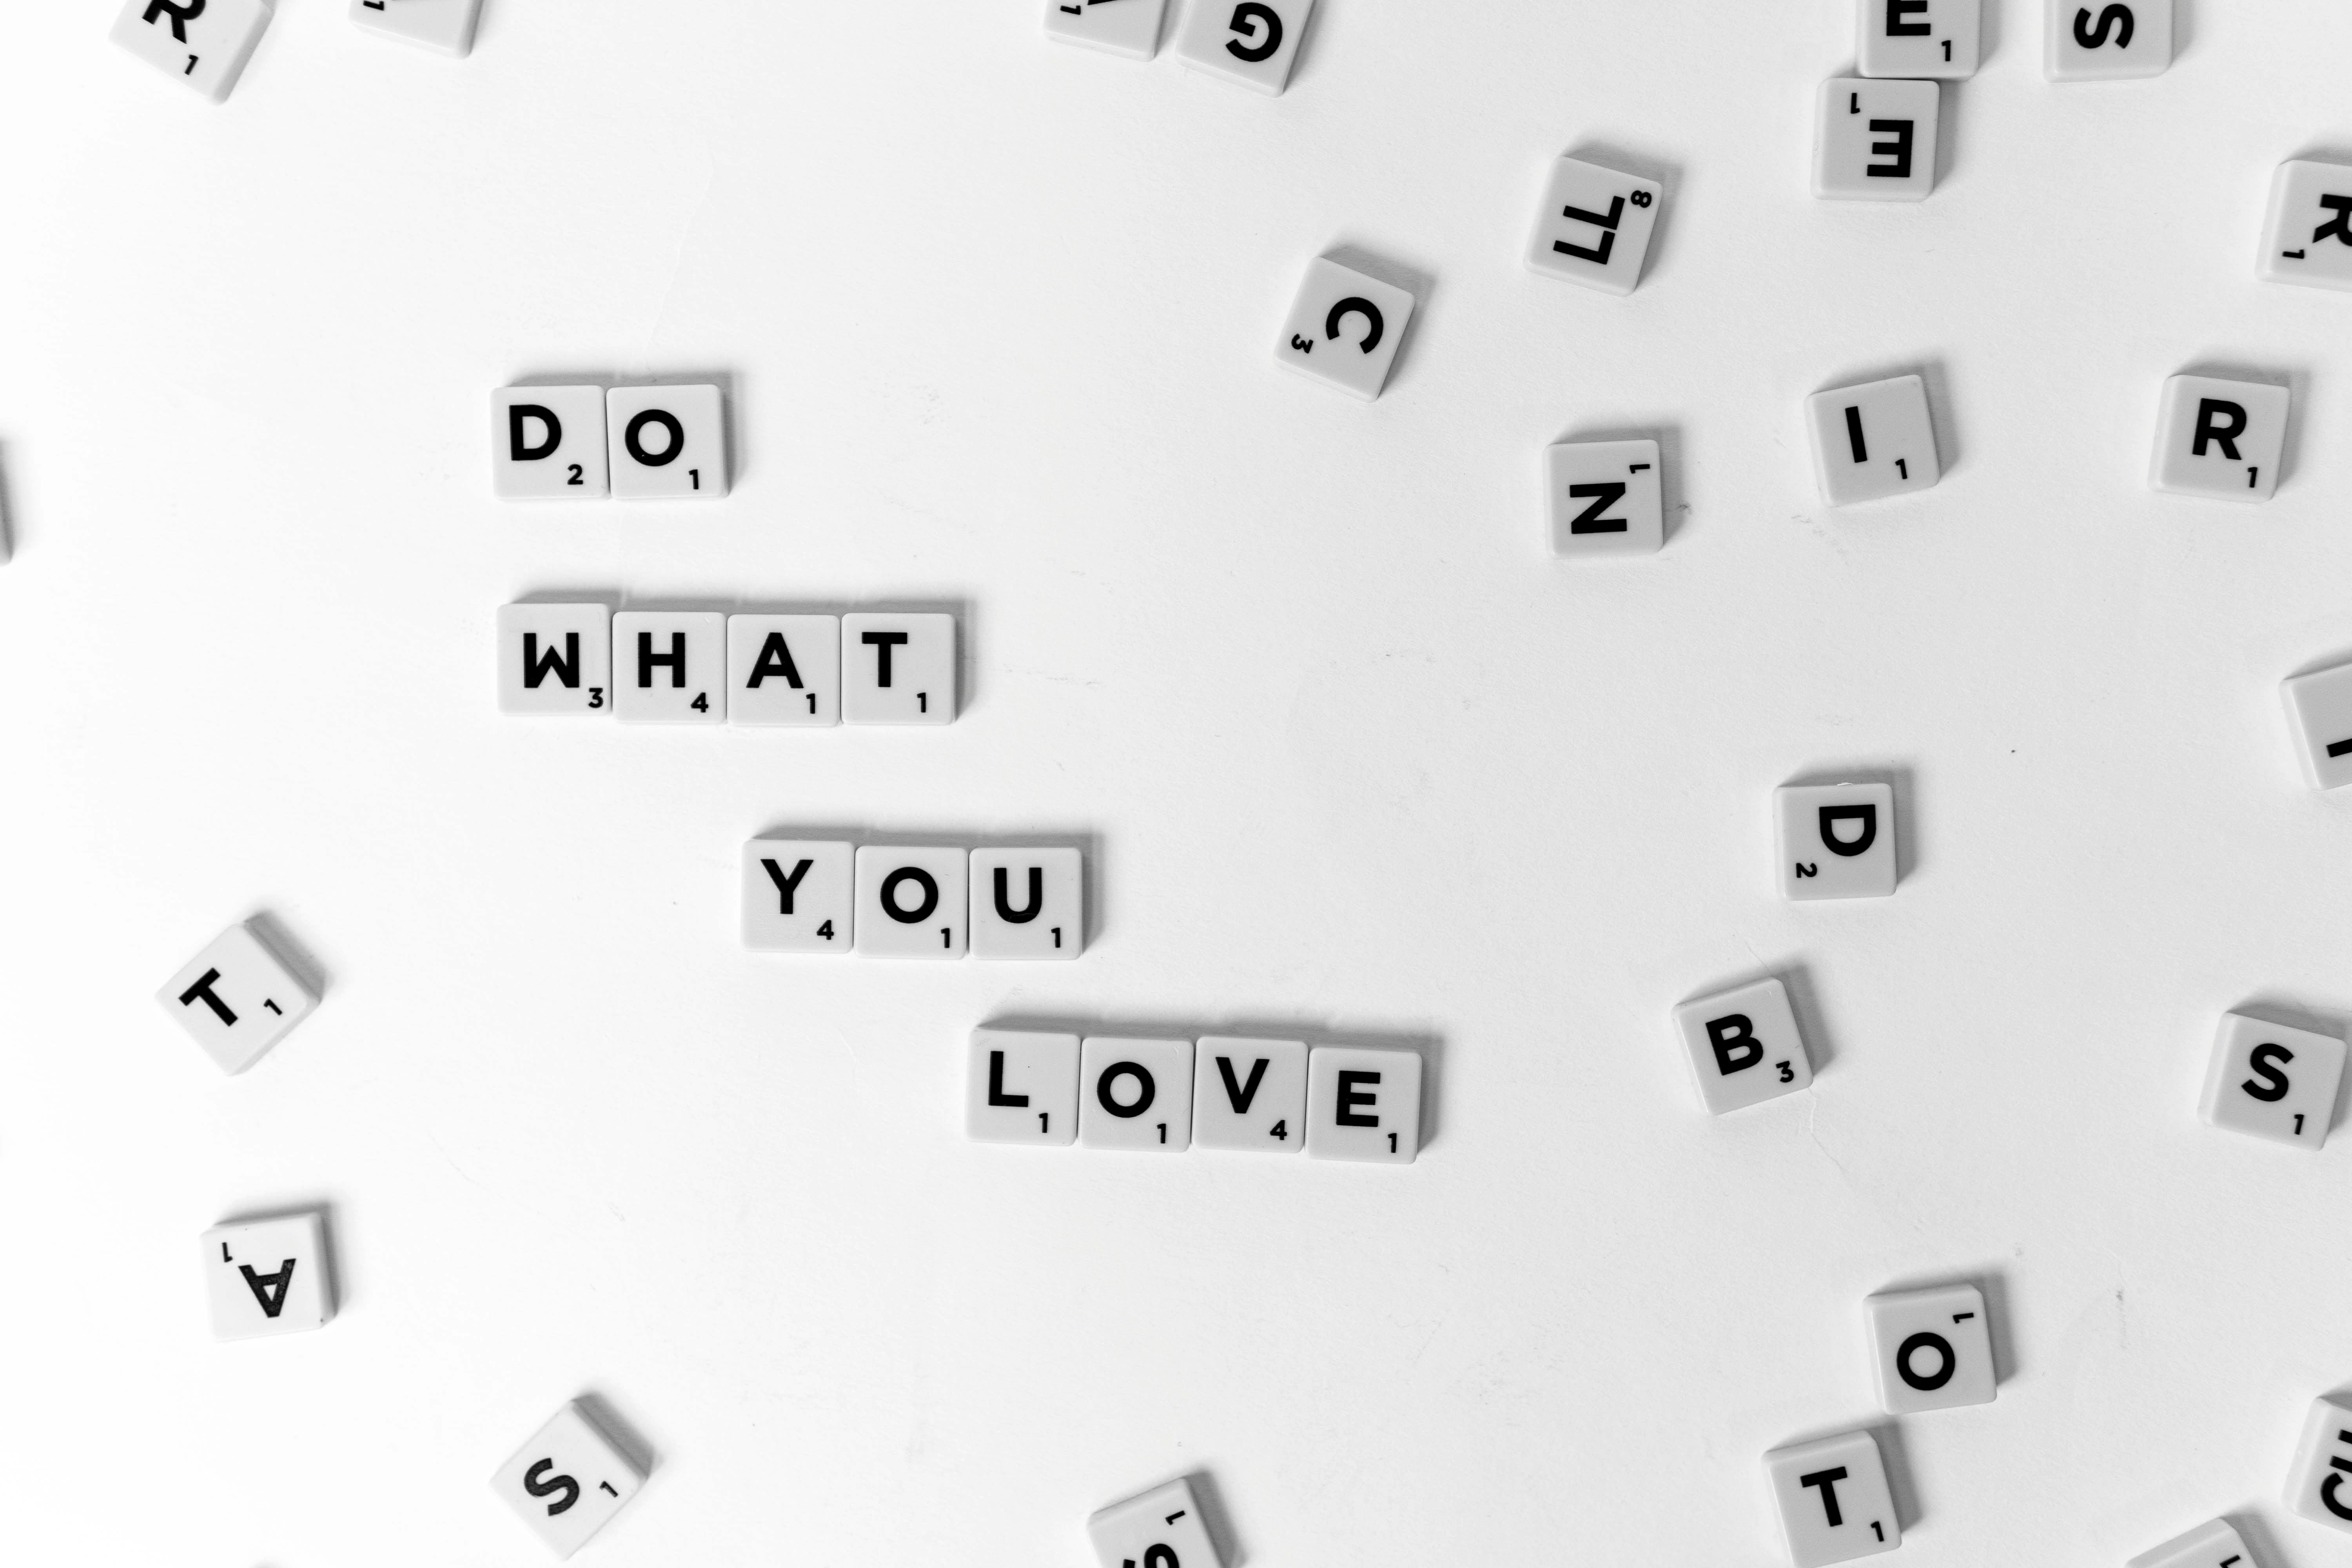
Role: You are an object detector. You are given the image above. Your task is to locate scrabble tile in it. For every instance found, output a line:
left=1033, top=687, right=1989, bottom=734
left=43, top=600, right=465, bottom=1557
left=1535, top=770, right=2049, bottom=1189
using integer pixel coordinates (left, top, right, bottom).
left=157, top=921, right=318, bottom=1074
left=841, top=612, right=956, bottom=725
left=727, top=613, right=840, bottom=727
left=1276, top=257, right=1416, bottom=402
left=2282, top=660, right=2352, bottom=791
left=2128, top=1517, right=2257, bottom=1568
left=492, top=387, right=608, bottom=499
left=741, top=838, right=854, bottom=953
left=1546, top=439, right=1663, bottom=556
left=2263, top=161, right=2352, bottom=291
left=2199, top=1011, right=2343, bottom=1150
left=1045, top=0, right=1166, bottom=59
left=350, top=0, right=482, bottom=56
left=606, top=385, right=726, bottom=500
left=2149, top=374, right=2288, bottom=503
left=2047, top=0, right=2172, bottom=80
left=1671, top=977, right=1813, bottom=1115
left=1307, top=1045, right=1421, bottom=1163
left=111, top=0, right=270, bottom=103
left=1814, top=79, right=1939, bottom=201
left=1175, top=0, right=1310, bottom=93
left=1866, top=1282, right=1994, bottom=1414
left=1858, top=0, right=1979, bottom=78
left=1765, top=1430, right=1900, bottom=1567
left=201, top=1212, right=332, bottom=1339
left=968, top=847, right=1084, bottom=959
left=491, top=1401, right=647, bottom=1559
left=498, top=604, right=612, bottom=716
left=1807, top=375, right=1938, bottom=505
left=1089, top=1477, right=1225, bottom=1568
left=1525, top=156, right=1663, bottom=296
left=2285, top=1393, right=2352, bottom=1535
left=1777, top=782, right=1898, bottom=900
left=855, top=846, right=968, bottom=958
left=612, top=611, right=724, bottom=723
left=966, top=1028, right=1080, bottom=1145
left=1080, top=1036, right=1194, bottom=1151
left=1193, top=1037, right=1308, bottom=1152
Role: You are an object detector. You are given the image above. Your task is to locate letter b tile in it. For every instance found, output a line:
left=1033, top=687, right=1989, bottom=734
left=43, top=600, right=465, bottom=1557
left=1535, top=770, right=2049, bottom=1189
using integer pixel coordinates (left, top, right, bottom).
left=1777, top=782, right=1897, bottom=901
left=1672, top=977, right=1813, bottom=1115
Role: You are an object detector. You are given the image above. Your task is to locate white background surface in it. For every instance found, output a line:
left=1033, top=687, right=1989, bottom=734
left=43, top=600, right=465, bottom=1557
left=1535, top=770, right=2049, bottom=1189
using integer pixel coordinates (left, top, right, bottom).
left=5, top=1, right=2352, bottom=1564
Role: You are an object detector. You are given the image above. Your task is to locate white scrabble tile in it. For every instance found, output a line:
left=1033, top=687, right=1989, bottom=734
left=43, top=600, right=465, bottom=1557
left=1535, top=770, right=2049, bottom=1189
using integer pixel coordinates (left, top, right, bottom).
left=1858, top=0, right=1978, bottom=78
left=350, top=0, right=481, bottom=56
left=492, top=387, right=608, bottom=499
left=1045, top=0, right=1166, bottom=58
left=966, top=1028, right=1080, bottom=1145
left=1089, top=1477, right=1224, bottom=1568
left=855, top=846, right=968, bottom=958
left=1276, top=257, right=1415, bottom=402
left=741, top=838, right=854, bottom=953
left=2129, top=1517, right=2257, bottom=1568
left=2200, top=1011, right=2343, bottom=1150
left=491, top=1401, right=647, bottom=1560
left=606, top=385, right=726, bottom=500
left=1307, top=1045, right=1421, bottom=1163
left=1193, top=1037, right=1308, bottom=1152
left=2150, top=374, right=2288, bottom=503
left=201, top=1212, right=332, bottom=1339
left=1814, top=79, right=1939, bottom=201
left=2283, top=660, right=2352, bottom=791
left=2259, top=162, right=2352, bottom=291
left=1777, top=782, right=1898, bottom=900
left=111, top=0, right=270, bottom=102
left=1080, top=1036, right=1194, bottom=1151
left=157, top=922, right=318, bottom=1074
left=2285, top=1393, right=2352, bottom=1535
left=968, top=847, right=1084, bottom=959
left=1866, top=1282, right=1994, bottom=1414
left=612, top=611, right=724, bottom=723
left=2047, top=0, right=2172, bottom=80
left=1546, top=439, right=1663, bottom=556
left=1175, top=0, right=1310, bottom=93
left=727, top=613, right=840, bottom=727
left=1806, top=376, right=1938, bottom=506
left=498, top=604, right=612, bottom=716
left=1765, top=1430, right=1900, bottom=1567
left=1672, top=977, right=1813, bottom=1115
left=1526, top=156, right=1663, bottom=296
left=841, top=612, right=956, bottom=725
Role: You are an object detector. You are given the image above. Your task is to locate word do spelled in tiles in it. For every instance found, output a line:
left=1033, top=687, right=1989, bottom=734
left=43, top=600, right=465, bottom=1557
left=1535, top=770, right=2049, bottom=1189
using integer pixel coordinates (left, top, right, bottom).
left=1044, top=0, right=1168, bottom=60
left=350, top=0, right=482, bottom=56
left=745, top=841, right=1082, bottom=958
left=202, top=1212, right=333, bottom=1339
left=1278, top=257, right=1416, bottom=401
left=492, top=1400, right=648, bottom=1559
left=2281, top=657, right=2352, bottom=790
left=158, top=919, right=319, bottom=1074
left=1089, top=1477, right=1225, bottom=1568
left=1777, top=781, right=1898, bottom=900
left=2261, top=160, right=2352, bottom=292
left=1815, top=80, right=1940, bottom=201
left=1807, top=376, right=1939, bottom=505
left=491, top=385, right=728, bottom=500
left=2128, top=1519, right=2259, bottom=1568
left=2199, top=1010, right=2343, bottom=1150
left=1866, top=1281, right=1995, bottom=1413
left=2047, top=0, right=2172, bottom=80
left=2287, top=1393, right=2352, bottom=1535
left=1547, top=439, right=1664, bottom=556
left=969, top=1029, right=1421, bottom=1161
left=1766, top=1430, right=1900, bottom=1567
left=1857, top=0, right=1979, bottom=80
left=498, top=605, right=954, bottom=725
left=1672, top=976, right=1814, bottom=1115
left=1175, top=0, right=1313, bottom=95
left=111, top=0, right=271, bottom=102
left=2151, top=374, right=2289, bottom=502
left=1526, top=156, right=1663, bottom=297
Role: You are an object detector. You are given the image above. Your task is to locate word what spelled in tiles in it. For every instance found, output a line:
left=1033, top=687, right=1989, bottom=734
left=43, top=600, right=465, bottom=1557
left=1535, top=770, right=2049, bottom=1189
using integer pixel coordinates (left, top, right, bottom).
left=743, top=840, right=1082, bottom=959
left=201, top=1212, right=333, bottom=1340
left=1175, top=0, right=1312, bottom=94
left=490, top=384, right=727, bottom=499
left=2129, top=1518, right=2259, bottom=1568
left=1672, top=976, right=1814, bottom=1114
left=158, top=920, right=319, bottom=1074
left=1045, top=0, right=1168, bottom=60
left=2047, top=0, right=2172, bottom=80
left=1815, top=79, right=1940, bottom=201
left=1547, top=438, right=1664, bottom=556
left=2260, top=160, right=2352, bottom=292
left=2281, top=658, right=2352, bottom=790
left=492, top=1401, right=648, bottom=1560
left=1777, top=781, right=1899, bottom=900
left=2199, top=1011, right=2343, bottom=1150
left=2151, top=374, right=2289, bottom=502
left=1766, top=1430, right=1900, bottom=1567
left=1858, top=0, right=1980, bottom=79
left=350, top=0, right=483, bottom=56
left=111, top=0, right=271, bottom=102
left=1808, top=376, right=1940, bottom=505
left=1526, top=155, right=1663, bottom=296
left=1089, top=1477, right=1226, bottom=1568
left=1278, top=257, right=1416, bottom=401
left=1866, top=1281, right=1995, bottom=1413
left=2285, top=1393, right=2352, bottom=1536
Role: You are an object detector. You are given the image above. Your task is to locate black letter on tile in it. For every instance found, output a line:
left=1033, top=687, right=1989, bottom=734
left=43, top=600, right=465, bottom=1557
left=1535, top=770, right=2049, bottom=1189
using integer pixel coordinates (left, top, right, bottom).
left=1886, top=0, right=1930, bottom=36
left=524, top=1459, right=581, bottom=1517
left=2074, top=4, right=2134, bottom=47
left=1819, top=804, right=1878, bottom=857
left=1337, top=1069, right=1381, bottom=1127
left=1897, top=1330, right=1956, bottom=1390
left=2243, top=1043, right=2294, bottom=1102
left=238, top=1258, right=296, bottom=1318
left=624, top=409, right=684, bottom=467
left=1216, top=1056, right=1269, bottom=1113
left=861, top=631, right=908, bottom=687
left=746, top=633, right=804, bottom=690
left=880, top=867, right=939, bottom=924
left=1568, top=481, right=1629, bottom=534
left=1867, top=120, right=1915, bottom=179
left=992, top=866, right=1043, bottom=923
left=987, top=1050, right=1029, bottom=1108
left=1800, top=1467, right=1849, bottom=1527
left=760, top=857, right=813, bottom=915
left=178, top=967, right=238, bottom=1027
left=1226, top=1, right=1283, bottom=61
left=2315, top=196, right=2352, bottom=248
left=1706, top=1014, right=1763, bottom=1076
left=1325, top=298, right=1385, bottom=354
left=523, top=632, right=579, bottom=689
left=145, top=0, right=205, bottom=42
left=637, top=632, right=686, bottom=688
left=1098, top=1062, right=1156, bottom=1118
left=507, top=404, right=561, bottom=461
left=2193, top=399, right=2247, bottom=460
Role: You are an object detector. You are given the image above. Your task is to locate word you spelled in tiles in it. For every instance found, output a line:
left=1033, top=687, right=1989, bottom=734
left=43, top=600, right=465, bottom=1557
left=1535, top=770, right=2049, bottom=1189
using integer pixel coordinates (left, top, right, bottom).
left=491, top=385, right=728, bottom=500
left=201, top=1210, right=334, bottom=1339
left=1089, top=1475, right=1226, bottom=1568
left=745, top=840, right=1083, bottom=958
left=158, top=918, right=319, bottom=1074
left=499, top=604, right=955, bottom=725
left=492, top=1399, right=648, bottom=1560
left=968, top=1028, right=1422, bottom=1161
